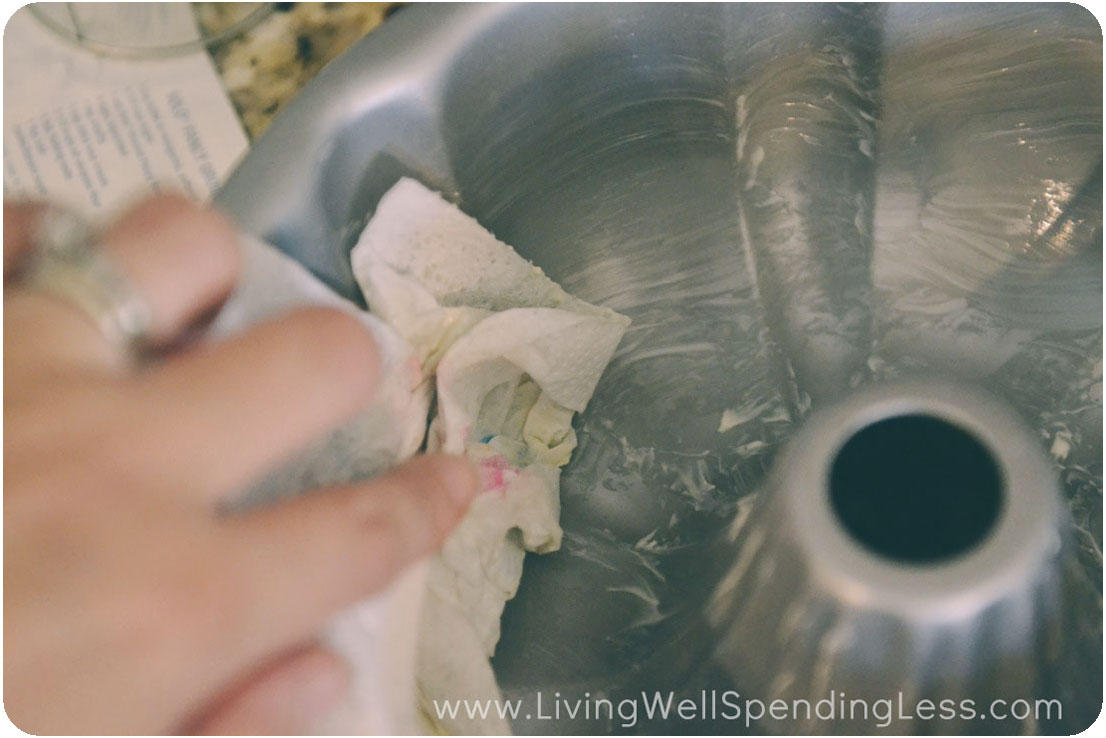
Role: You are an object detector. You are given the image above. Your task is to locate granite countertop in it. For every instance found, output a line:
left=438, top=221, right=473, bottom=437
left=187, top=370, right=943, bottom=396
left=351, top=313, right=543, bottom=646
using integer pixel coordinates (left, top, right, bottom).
left=199, top=2, right=403, bottom=140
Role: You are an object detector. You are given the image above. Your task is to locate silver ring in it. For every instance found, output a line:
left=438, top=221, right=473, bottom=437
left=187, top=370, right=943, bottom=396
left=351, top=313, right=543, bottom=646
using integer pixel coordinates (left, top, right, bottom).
left=23, top=208, right=153, bottom=359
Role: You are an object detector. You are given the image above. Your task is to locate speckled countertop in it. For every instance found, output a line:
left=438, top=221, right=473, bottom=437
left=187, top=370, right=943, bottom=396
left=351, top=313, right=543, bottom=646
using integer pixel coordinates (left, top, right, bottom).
left=200, top=2, right=403, bottom=140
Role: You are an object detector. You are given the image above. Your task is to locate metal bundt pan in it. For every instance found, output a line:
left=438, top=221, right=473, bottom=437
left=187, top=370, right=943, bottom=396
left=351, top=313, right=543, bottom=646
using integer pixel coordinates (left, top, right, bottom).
left=217, top=4, right=1102, bottom=733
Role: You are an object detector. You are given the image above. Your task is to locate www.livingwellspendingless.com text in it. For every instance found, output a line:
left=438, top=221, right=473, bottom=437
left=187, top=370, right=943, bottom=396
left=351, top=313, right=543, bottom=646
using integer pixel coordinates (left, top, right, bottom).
left=432, top=689, right=1064, bottom=729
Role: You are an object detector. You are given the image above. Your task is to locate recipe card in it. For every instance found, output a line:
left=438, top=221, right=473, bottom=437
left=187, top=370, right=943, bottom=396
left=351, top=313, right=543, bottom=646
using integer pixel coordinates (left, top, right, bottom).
left=2, top=5, right=250, bottom=222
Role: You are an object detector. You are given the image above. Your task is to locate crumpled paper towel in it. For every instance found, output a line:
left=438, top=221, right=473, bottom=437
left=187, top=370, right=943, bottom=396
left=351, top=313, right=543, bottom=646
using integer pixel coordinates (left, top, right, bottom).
left=214, top=178, right=629, bottom=735
left=352, top=178, right=629, bottom=734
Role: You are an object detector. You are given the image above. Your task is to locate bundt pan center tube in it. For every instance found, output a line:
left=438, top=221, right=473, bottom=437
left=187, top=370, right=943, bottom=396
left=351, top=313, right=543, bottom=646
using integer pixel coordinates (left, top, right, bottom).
left=770, top=380, right=1059, bottom=618
left=216, top=3, right=1101, bottom=734
left=708, top=379, right=1098, bottom=734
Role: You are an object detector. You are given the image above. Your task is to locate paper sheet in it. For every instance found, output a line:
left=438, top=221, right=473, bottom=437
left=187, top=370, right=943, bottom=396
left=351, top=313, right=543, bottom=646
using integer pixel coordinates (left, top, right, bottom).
left=352, top=178, right=631, bottom=734
left=2, top=5, right=249, bottom=221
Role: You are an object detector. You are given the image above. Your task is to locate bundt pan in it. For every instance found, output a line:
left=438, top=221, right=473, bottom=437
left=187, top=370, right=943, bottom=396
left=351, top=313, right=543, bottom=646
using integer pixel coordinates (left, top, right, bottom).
left=217, top=3, right=1102, bottom=734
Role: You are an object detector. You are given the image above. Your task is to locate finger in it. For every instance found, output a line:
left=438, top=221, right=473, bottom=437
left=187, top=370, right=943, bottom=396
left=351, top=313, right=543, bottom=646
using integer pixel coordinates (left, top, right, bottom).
left=188, top=647, right=349, bottom=735
left=213, top=455, right=478, bottom=669
left=132, top=307, right=381, bottom=499
left=98, top=194, right=240, bottom=346
left=3, top=201, right=45, bottom=278
left=4, top=196, right=240, bottom=376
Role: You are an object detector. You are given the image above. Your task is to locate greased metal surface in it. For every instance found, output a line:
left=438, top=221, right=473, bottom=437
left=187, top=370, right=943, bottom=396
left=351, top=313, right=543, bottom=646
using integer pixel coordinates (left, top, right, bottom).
left=217, top=4, right=1102, bottom=732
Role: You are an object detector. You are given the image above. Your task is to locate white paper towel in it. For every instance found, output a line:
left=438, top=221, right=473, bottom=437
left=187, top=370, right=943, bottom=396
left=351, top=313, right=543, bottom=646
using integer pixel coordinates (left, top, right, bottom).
left=352, top=178, right=629, bottom=734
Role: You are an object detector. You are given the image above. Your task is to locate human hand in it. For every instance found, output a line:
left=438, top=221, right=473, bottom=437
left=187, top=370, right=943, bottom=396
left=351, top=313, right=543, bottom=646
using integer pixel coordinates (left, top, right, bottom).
left=3, top=195, right=479, bottom=734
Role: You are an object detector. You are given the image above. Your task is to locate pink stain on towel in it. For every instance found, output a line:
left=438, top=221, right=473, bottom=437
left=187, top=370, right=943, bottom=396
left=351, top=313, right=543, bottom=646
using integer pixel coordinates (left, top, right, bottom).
left=477, top=454, right=518, bottom=494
